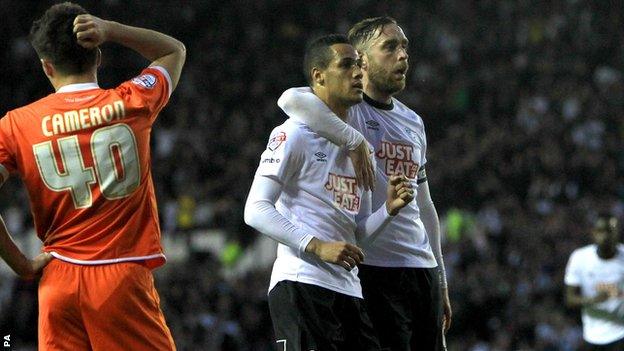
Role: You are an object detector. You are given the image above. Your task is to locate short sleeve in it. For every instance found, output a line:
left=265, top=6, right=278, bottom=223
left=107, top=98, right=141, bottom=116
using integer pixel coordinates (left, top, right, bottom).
left=115, top=66, right=172, bottom=121
left=564, top=250, right=582, bottom=286
left=0, top=114, right=17, bottom=185
left=256, top=127, right=302, bottom=184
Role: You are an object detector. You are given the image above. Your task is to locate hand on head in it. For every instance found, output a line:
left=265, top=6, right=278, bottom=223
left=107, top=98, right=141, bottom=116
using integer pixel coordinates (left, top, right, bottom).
left=73, top=14, right=108, bottom=49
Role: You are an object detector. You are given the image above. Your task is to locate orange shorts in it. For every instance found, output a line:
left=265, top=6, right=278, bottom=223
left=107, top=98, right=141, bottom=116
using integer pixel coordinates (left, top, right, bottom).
left=38, top=259, right=176, bottom=350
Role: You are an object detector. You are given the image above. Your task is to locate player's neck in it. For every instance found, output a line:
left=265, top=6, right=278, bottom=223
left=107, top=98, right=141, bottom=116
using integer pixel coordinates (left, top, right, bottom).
left=325, top=100, right=348, bottom=121
left=312, top=89, right=348, bottom=121
left=597, top=245, right=617, bottom=260
left=51, top=73, right=98, bottom=92
left=363, top=82, right=392, bottom=105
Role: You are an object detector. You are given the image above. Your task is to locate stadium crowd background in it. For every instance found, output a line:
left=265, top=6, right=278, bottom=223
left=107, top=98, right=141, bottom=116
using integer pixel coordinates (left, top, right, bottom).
left=0, top=0, right=622, bottom=350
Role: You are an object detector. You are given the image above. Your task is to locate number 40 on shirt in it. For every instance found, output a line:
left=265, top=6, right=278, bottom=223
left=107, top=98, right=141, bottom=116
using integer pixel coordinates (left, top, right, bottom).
left=33, top=123, right=140, bottom=209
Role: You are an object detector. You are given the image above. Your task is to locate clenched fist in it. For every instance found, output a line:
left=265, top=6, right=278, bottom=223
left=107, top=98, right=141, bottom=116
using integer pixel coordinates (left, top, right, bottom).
left=386, top=174, right=414, bottom=216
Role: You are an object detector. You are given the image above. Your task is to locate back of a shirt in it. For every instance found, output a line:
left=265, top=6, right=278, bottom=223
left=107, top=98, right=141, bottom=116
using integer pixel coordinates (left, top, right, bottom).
left=0, top=66, right=171, bottom=268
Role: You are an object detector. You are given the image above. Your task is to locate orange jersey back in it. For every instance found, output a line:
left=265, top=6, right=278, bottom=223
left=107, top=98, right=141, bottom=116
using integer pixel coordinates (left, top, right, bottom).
left=0, top=66, right=172, bottom=268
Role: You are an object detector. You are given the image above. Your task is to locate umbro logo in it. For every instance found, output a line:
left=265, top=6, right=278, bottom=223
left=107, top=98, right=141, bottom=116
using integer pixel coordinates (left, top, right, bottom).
left=315, top=152, right=327, bottom=162
left=365, top=120, right=380, bottom=130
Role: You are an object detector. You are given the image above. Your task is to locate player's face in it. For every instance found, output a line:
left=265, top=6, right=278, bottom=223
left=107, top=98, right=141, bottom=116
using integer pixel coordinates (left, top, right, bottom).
left=323, top=44, right=364, bottom=106
left=364, top=23, right=409, bottom=96
left=592, top=218, right=619, bottom=248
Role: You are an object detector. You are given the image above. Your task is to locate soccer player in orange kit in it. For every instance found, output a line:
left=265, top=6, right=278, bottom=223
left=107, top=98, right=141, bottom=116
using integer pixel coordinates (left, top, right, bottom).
left=0, top=2, right=185, bottom=350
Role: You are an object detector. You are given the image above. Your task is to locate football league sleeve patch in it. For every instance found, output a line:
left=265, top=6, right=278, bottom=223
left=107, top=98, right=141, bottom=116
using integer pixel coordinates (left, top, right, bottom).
left=119, top=67, right=171, bottom=119
left=256, top=129, right=300, bottom=183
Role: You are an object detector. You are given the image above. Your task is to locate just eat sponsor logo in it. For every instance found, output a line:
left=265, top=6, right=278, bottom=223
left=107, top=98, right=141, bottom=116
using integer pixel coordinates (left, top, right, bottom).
left=325, top=173, right=360, bottom=212
left=376, top=141, right=419, bottom=178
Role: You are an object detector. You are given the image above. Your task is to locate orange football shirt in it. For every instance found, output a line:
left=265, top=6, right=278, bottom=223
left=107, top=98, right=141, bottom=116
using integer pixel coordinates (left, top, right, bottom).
left=0, top=66, right=172, bottom=268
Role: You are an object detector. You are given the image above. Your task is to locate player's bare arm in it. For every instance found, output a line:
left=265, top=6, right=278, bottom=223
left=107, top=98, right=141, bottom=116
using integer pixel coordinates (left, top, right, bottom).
left=73, top=14, right=186, bottom=90
left=566, top=285, right=610, bottom=308
left=442, top=288, right=452, bottom=333
left=385, top=174, right=414, bottom=216
left=305, top=238, right=365, bottom=271
left=0, top=215, right=52, bottom=279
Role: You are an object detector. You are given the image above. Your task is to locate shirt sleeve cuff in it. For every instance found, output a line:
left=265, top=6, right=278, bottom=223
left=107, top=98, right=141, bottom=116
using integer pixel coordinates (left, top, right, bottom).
left=346, top=130, right=366, bottom=151
left=384, top=203, right=395, bottom=217
left=298, top=234, right=316, bottom=253
left=150, top=66, right=173, bottom=98
left=376, top=204, right=395, bottom=225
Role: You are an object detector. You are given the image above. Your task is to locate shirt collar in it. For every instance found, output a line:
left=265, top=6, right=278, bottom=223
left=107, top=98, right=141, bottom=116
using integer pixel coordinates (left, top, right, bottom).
left=57, top=82, right=99, bottom=93
left=363, top=93, right=394, bottom=110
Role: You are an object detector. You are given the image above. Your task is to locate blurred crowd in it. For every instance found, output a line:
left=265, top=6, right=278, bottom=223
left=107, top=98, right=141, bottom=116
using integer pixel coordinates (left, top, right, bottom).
left=0, top=0, right=623, bottom=350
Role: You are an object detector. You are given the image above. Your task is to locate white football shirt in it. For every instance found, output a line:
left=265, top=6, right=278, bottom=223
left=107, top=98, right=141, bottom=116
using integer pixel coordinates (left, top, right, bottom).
left=256, top=119, right=380, bottom=298
left=564, top=244, right=624, bottom=344
left=347, top=95, right=437, bottom=268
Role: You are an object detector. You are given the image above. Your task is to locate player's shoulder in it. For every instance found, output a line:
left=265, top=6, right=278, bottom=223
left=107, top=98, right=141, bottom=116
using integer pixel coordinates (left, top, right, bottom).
left=3, top=94, right=54, bottom=121
left=570, top=244, right=596, bottom=260
left=270, top=118, right=310, bottom=137
left=348, top=102, right=367, bottom=124
left=115, top=66, right=170, bottom=93
left=392, top=98, right=424, bottom=125
left=266, top=119, right=312, bottom=152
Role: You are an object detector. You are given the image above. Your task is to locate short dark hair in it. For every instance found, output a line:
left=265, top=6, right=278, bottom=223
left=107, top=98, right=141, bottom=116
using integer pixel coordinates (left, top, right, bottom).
left=29, top=2, right=97, bottom=75
left=348, top=16, right=397, bottom=52
left=303, top=34, right=350, bottom=86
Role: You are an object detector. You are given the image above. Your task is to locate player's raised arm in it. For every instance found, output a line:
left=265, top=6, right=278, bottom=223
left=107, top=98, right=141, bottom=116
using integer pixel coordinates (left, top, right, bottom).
left=278, top=87, right=375, bottom=191
left=72, top=14, right=186, bottom=91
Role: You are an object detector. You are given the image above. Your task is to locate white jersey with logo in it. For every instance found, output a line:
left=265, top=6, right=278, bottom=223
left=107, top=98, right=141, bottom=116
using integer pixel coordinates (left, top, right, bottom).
left=347, top=96, right=437, bottom=268
left=256, top=119, right=373, bottom=298
left=564, top=244, right=624, bottom=344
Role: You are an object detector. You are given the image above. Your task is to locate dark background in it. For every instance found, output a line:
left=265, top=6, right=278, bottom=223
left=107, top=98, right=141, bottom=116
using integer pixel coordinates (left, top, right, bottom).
left=1, top=0, right=623, bottom=350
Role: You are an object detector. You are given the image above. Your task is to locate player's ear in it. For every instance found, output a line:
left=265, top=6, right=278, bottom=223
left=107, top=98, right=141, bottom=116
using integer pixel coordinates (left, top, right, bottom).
left=311, top=67, right=324, bottom=86
left=96, top=47, right=102, bottom=68
left=41, top=59, right=55, bottom=79
left=360, top=52, right=369, bottom=71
